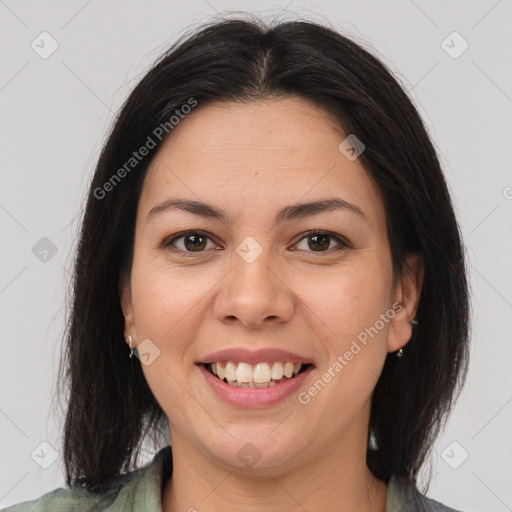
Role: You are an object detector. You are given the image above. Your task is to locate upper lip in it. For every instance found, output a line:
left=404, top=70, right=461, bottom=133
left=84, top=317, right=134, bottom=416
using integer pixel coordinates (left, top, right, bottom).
left=198, top=347, right=315, bottom=365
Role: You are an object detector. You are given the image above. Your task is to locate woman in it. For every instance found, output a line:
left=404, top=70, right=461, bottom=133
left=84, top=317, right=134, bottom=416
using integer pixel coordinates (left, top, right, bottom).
left=5, top=16, right=470, bottom=512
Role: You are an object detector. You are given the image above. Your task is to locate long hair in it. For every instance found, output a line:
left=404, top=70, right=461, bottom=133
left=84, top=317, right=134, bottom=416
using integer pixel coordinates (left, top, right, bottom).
left=58, top=16, right=470, bottom=493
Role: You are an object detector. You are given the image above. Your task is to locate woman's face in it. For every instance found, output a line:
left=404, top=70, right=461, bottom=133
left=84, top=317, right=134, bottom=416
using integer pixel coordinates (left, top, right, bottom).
left=121, top=97, right=421, bottom=473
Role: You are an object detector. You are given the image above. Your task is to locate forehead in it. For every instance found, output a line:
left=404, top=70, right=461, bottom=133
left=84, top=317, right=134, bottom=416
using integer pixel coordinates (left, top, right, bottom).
left=139, top=97, right=385, bottom=228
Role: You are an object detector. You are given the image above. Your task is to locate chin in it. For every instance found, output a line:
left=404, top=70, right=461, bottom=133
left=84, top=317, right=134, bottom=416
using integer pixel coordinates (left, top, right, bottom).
left=197, top=428, right=306, bottom=473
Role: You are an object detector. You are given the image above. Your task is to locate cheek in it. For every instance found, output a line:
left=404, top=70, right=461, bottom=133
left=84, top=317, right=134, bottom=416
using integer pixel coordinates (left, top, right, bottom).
left=130, top=261, right=217, bottom=355
left=300, top=272, right=392, bottom=415
left=130, top=265, right=211, bottom=419
left=306, top=265, right=393, bottom=349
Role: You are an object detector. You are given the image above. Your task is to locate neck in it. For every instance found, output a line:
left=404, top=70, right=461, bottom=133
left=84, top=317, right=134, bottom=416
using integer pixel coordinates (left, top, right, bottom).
left=161, top=421, right=387, bottom=512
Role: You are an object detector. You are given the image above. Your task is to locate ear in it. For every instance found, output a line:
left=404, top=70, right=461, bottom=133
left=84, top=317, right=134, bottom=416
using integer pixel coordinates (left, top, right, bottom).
left=119, top=271, right=137, bottom=347
left=387, top=253, right=424, bottom=353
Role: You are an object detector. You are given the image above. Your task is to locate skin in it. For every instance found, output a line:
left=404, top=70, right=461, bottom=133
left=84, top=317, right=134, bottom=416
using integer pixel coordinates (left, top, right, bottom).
left=120, top=97, right=423, bottom=512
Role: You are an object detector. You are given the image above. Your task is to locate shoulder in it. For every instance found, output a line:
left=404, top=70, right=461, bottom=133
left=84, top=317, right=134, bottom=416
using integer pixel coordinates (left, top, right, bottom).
left=1, top=472, right=136, bottom=512
left=1, top=447, right=172, bottom=512
left=1, top=484, right=114, bottom=512
left=386, top=474, right=465, bottom=512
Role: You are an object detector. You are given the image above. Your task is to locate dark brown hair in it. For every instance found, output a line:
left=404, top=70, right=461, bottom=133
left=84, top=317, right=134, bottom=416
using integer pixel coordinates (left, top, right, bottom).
left=58, top=16, right=470, bottom=493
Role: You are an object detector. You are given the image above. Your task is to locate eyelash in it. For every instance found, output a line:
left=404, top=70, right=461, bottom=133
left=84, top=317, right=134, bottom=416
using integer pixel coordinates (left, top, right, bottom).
left=161, top=230, right=352, bottom=257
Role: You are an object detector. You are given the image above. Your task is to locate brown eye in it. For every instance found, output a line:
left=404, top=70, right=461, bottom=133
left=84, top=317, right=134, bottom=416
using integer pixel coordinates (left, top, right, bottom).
left=182, top=233, right=208, bottom=251
left=307, top=234, right=330, bottom=251
left=294, top=231, right=351, bottom=253
left=163, top=231, right=216, bottom=254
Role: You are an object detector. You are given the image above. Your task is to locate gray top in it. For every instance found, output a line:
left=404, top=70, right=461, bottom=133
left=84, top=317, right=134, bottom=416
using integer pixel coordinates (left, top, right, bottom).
left=2, top=446, right=463, bottom=511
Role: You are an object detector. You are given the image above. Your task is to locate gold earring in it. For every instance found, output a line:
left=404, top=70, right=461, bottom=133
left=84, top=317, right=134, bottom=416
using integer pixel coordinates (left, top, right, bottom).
left=396, top=348, right=403, bottom=358
left=128, top=336, right=134, bottom=358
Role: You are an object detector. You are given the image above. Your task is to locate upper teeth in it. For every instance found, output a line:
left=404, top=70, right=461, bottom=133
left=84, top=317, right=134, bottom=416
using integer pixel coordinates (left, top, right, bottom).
left=211, top=361, right=302, bottom=383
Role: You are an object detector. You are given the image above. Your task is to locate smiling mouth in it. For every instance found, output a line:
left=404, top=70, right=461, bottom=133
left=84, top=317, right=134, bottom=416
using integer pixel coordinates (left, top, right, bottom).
left=203, top=361, right=313, bottom=388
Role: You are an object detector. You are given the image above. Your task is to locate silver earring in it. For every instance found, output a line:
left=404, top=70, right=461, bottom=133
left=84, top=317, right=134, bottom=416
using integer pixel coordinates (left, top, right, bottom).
left=128, top=336, right=134, bottom=358
left=411, top=319, right=418, bottom=325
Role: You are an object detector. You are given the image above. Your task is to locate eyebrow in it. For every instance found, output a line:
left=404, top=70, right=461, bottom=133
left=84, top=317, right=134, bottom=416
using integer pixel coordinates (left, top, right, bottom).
left=147, top=197, right=366, bottom=226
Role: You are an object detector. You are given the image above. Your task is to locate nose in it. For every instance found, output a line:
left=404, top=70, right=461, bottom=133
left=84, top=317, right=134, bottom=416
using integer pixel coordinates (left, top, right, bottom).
left=214, top=245, right=295, bottom=329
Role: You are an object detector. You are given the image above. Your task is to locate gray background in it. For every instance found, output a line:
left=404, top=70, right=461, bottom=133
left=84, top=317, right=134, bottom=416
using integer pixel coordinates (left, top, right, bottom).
left=1, top=1, right=511, bottom=510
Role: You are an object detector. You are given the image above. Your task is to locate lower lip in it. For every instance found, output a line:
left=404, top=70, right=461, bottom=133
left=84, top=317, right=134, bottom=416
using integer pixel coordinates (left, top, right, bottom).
left=198, top=364, right=314, bottom=408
